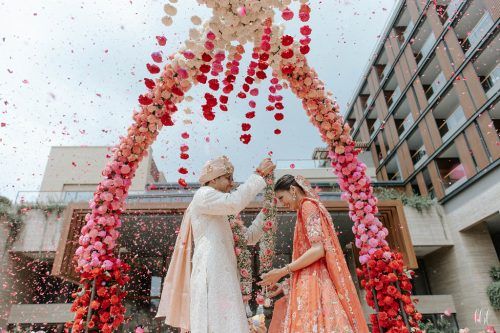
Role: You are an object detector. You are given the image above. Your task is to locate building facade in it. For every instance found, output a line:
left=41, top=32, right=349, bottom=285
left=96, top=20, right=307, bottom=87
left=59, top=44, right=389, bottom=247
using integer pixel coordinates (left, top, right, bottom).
left=343, top=0, right=500, bottom=329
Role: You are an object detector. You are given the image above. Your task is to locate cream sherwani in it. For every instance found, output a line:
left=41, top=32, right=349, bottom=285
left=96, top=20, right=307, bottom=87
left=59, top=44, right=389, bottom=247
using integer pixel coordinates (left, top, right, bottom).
left=188, top=173, right=266, bottom=333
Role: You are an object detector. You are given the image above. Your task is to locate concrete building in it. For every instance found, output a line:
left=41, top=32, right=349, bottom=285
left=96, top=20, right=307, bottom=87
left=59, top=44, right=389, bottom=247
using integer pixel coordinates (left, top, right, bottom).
left=343, top=0, right=500, bottom=329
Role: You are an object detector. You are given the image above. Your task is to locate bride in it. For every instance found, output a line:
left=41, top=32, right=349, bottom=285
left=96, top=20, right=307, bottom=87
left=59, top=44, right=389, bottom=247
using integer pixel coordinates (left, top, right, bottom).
left=259, top=174, right=369, bottom=333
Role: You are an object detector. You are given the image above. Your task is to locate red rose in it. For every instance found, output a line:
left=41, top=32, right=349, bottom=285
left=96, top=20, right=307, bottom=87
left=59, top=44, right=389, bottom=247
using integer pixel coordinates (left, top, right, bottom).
left=246, top=111, right=255, bottom=119
left=223, top=84, right=234, bottom=94
left=146, top=63, right=160, bottom=74
left=281, top=64, right=295, bottom=75
left=300, top=25, right=312, bottom=36
left=387, top=285, right=398, bottom=296
left=160, top=114, right=174, bottom=126
left=199, top=64, right=211, bottom=73
left=281, top=35, right=294, bottom=46
left=178, top=178, right=188, bottom=188
left=138, top=95, right=153, bottom=105
left=256, top=71, right=267, bottom=79
left=281, top=49, right=294, bottom=59
left=178, top=167, right=188, bottom=175
left=274, top=129, right=281, bottom=135
left=240, top=134, right=251, bottom=144
left=155, top=35, right=167, bottom=46
left=196, top=74, right=207, bottom=84
left=151, top=51, right=163, bottom=63
left=219, top=95, right=228, bottom=104
left=181, top=132, right=190, bottom=139
left=144, top=78, right=155, bottom=89
left=171, top=86, right=184, bottom=96
left=208, top=79, right=219, bottom=91
left=274, top=113, right=284, bottom=121
left=203, top=111, right=215, bottom=121
left=201, top=53, right=212, bottom=62
left=180, top=153, right=189, bottom=160
left=300, top=45, right=310, bottom=55
left=241, top=123, right=251, bottom=131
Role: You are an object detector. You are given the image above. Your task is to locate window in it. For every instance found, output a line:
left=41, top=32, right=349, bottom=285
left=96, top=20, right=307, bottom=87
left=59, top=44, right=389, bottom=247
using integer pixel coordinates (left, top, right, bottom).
left=453, top=2, right=494, bottom=55
left=435, top=143, right=467, bottom=192
left=385, top=155, right=403, bottom=181
left=393, top=98, right=414, bottom=138
left=420, top=56, right=446, bottom=102
left=432, top=86, right=466, bottom=143
left=422, top=168, right=435, bottom=199
left=393, top=9, right=414, bottom=47
left=407, top=129, right=427, bottom=168
left=382, top=73, right=400, bottom=110
left=436, top=105, right=466, bottom=142
left=411, top=21, right=436, bottom=66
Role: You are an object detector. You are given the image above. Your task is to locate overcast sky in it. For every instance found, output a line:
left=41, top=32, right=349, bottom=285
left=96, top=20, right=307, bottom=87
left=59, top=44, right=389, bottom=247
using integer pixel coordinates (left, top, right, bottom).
left=0, top=0, right=397, bottom=200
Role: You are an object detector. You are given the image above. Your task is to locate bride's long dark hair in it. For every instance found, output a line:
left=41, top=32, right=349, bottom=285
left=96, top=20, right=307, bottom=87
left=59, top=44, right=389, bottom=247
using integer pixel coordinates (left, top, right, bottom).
left=274, top=174, right=305, bottom=194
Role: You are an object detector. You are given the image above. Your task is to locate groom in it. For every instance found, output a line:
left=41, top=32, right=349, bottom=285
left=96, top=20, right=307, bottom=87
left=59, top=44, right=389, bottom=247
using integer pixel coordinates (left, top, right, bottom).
left=156, top=155, right=275, bottom=333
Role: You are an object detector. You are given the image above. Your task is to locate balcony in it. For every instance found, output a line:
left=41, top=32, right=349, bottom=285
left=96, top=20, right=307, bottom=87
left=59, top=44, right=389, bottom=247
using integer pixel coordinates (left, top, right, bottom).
left=446, top=0, right=464, bottom=18
left=455, top=2, right=495, bottom=55
left=437, top=105, right=467, bottom=142
left=435, top=144, right=468, bottom=194
left=424, top=72, right=447, bottom=102
left=442, top=163, right=467, bottom=194
left=394, top=9, right=414, bottom=48
left=466, top=12, right=494, bottom=53
left=411, top=146, right=428, bottom=169
left=385, top=155, right=403, bottom=181
left=480, top=66, right=500, bottom=98
left=399, top=113, right=415, bottom=138
left=402, top=21, right=415, bottom=44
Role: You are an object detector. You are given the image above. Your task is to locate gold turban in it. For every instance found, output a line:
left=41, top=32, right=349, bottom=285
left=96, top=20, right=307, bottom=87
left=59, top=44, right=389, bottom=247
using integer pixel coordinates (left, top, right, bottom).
left=198, top=155, right=234, bottom=184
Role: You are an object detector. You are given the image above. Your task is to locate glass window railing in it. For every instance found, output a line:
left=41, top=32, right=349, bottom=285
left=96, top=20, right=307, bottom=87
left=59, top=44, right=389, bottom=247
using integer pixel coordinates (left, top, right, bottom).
left=440, top=106, right=466, bottom=142
left=467, top=12, right=494, bottom=52
left=446, top=0, right=464, bottom=18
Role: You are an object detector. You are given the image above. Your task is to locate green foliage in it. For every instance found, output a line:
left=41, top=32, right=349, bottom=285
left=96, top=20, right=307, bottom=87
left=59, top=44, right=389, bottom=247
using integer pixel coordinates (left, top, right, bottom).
left=0, top=195, right=12, bottom=207
left=490, top=266, right=500, bottom=282
left=375, top=188, right=434, bottom=212
left=16, top=202, right=66, bottom=216
left=418, top=316, right=457, bottom=333
left=487, top=280, right=500, bottom=310
left=0, top=195, right=12, bottom=216
left=0, top=195, right=66, bottom=244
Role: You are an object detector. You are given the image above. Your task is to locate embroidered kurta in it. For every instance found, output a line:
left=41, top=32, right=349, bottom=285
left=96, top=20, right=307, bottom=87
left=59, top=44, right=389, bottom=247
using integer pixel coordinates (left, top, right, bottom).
left=278, top=198, right=369, bottom=333
left=187, top=174, right=266, bottom=333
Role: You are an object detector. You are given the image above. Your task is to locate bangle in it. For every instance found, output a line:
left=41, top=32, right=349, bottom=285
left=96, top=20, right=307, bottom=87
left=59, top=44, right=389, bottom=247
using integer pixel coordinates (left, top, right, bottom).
left=285, top=264, right=292, bottom=275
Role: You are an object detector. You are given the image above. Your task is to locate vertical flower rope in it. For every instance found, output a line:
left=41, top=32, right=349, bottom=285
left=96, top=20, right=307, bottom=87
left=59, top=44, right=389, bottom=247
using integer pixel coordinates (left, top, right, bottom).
left=259, top=173, right=278, bottom=274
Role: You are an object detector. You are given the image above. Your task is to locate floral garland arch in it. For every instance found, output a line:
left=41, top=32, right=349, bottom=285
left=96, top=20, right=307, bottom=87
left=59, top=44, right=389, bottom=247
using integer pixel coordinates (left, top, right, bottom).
left=70, top=1, right=423, bottom=332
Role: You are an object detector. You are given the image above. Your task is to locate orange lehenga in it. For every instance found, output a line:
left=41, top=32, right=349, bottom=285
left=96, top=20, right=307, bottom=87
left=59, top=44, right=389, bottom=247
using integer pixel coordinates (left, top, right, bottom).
left=270, top=197, right=369, bottom=333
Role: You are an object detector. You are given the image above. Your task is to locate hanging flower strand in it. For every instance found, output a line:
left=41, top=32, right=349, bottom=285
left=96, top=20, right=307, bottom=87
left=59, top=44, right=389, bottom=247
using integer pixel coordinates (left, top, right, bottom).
left=259, top=173, right=277, bottom=274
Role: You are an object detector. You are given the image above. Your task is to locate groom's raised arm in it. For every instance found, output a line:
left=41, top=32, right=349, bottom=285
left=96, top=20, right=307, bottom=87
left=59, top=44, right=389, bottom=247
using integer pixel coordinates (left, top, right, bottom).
left=197, top=173, right=266, bottom=216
